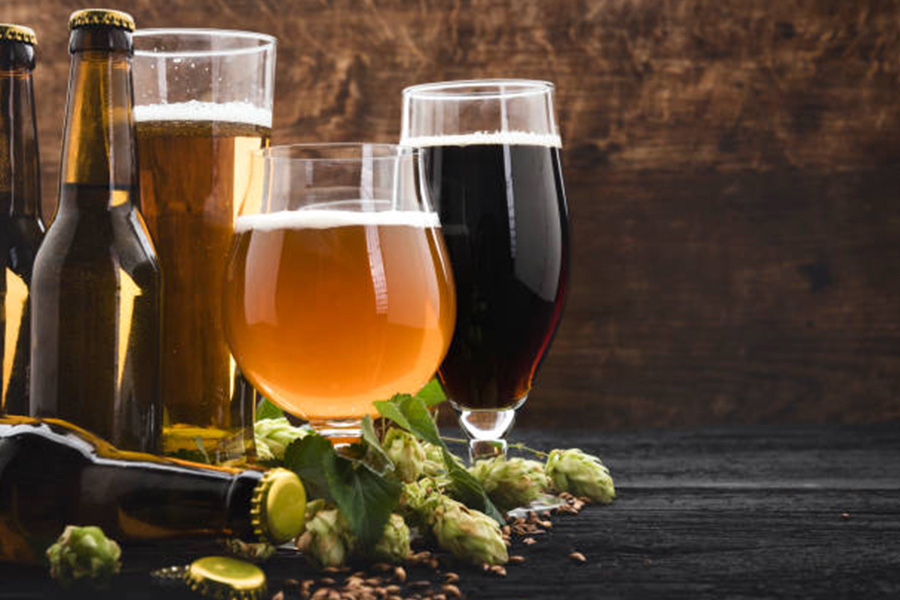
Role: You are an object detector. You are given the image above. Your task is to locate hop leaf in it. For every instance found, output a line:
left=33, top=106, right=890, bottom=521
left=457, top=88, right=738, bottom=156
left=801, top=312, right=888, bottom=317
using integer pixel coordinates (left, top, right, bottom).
left=371, top=514, right=411, bottom=563
left=545, top=448, right=616, bottom=504
left=469, top=457, right=551, bottom=511
left=255, top=417, right=311, bottom=462
left=383, top=428, right=427, bottom=483
left=46, top=525, right=121, bottom=587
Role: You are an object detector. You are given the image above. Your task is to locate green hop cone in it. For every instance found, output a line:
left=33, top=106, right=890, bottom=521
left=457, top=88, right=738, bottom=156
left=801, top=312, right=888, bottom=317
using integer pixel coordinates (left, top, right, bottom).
left=371, top=514, right=411, bottom=563
left=469, top=457, right=551, bottom=511
left=254, top=417, right=311, bottom=462
left=222, top=538, right=276, bottom=563
left=383, top=428, right=427, bottom=483
left=46, top=525, right=122, bottom=587
left=545, top=448, right=616, bottom=504
left=421, top=441, right=452, bottom=476
left=296, top=501, right=355, bottom=568
left=431, top=496, right=508, bottom=566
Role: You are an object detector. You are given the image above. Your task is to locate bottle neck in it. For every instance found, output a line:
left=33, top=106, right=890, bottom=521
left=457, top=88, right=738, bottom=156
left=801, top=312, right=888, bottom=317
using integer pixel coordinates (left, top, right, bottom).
left=0, top=42, right=40, bottom=218
left=59, top=40, right=137, bottom=208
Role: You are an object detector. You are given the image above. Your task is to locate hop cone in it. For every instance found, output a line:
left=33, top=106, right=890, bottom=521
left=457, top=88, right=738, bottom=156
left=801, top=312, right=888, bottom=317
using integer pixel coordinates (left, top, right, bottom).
left=46, top=525, right=121, bottom=587
left=422, top=441, right=453, bottom=476
left=430, top=496, right=508, bottom=566
left=222, top=538, right=276, bottom=563
left=383, top=428, right=427, bottom=482
left=296, top=501, right=355, bottom=568
left=545, top=448, right=616, bottom=504
left=469, top=457, right=551, bottom=510
left=371, top=514, right=411, bottom=563
left=254, top=417, right=311, bottom=462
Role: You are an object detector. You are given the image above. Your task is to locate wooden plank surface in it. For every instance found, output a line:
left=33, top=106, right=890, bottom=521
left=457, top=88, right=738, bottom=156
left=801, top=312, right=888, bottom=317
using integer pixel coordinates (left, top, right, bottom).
left=2, top=0, right=900, bottom=427
left=1, top=425, right=898, bottom=599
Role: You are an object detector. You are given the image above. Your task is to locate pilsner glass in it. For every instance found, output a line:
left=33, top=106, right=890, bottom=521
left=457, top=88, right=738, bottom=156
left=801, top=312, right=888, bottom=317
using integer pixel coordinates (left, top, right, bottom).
left=223, top=144, right=456, bottom=444
left=401, top=80, right=569, bottom=461
left=132, top=29, right=275, bottom=463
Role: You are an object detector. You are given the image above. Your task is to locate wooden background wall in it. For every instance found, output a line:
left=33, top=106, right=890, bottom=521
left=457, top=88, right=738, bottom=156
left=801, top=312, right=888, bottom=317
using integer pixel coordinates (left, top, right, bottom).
left=4, top=0, right=900, bottom=429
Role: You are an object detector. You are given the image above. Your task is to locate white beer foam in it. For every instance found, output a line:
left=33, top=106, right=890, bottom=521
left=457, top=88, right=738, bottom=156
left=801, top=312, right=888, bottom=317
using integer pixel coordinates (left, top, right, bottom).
left=402, top=130, right=561, bottom=148
left=235, top=209, right=441, bottom=233
left=134, top=100, right=272, bottom=128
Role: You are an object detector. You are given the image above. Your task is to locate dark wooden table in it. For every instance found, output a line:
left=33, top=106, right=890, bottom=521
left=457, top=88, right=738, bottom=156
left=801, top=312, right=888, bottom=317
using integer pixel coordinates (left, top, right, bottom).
left=2, top=425, right=899, bottom=599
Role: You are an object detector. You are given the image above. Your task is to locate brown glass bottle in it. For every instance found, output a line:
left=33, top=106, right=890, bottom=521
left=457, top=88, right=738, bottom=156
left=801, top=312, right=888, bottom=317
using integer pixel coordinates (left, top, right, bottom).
left=30, top=10, right=161, bottom=452
left=0, top=25, right=45, bottom=416
left=0, top=415, right=305, bottom=565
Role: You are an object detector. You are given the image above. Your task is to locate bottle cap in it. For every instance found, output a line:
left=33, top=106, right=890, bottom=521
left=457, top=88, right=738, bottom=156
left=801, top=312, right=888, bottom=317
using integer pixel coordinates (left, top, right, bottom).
left=184, top=556, right=267, bottom=600
left=68, top=9, right=135, bottom=32
left=249, top=468, right=306, bottom=545
left=0, top=24, right=36, bottom=45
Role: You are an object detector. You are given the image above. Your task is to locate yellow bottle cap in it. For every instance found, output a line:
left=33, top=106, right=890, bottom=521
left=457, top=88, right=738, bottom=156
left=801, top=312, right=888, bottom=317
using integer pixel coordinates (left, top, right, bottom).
left=184, top=556, right=267, bottom=600
left=0, top=24, right=36, bottom=45
left=249, top=468, right=307, bottom=545
left=68, top=9, right=135, bottom=32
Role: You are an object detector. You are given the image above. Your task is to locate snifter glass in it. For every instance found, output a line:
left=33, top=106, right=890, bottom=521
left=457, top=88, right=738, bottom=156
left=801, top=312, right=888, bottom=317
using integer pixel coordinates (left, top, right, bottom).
left=223, top=144, right=456, bottom=444
left=401, top=80, right=569, bottom=462
left=132, top=29, right=275, bottom=463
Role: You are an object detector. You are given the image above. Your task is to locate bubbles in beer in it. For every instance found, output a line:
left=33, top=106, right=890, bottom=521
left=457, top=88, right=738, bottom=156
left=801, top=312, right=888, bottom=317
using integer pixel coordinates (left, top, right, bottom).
left=235, top=208, right=441, bottom=233
left=401, top=130, right=561, bottom=149
left=134, top=100, right=272, bottom=128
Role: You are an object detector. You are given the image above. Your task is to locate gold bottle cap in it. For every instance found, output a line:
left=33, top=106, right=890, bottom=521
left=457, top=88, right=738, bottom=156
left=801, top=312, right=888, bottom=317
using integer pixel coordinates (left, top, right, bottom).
left=0, top=24, right=36, bottom=45
left=184, top=556, right=267, bottom=600
left=68, top=9, right=135, bottom=32
left=249, top=468, right=307, bottom=545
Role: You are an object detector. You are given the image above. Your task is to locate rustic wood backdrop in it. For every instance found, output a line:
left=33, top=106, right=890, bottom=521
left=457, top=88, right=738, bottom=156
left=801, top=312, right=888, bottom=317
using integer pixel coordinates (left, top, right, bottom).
left=4, top=0, right=899, bottom=428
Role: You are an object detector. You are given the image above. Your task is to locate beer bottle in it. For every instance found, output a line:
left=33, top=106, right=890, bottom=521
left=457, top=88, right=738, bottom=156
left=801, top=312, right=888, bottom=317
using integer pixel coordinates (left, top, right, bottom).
left=0, top=25, right=44, bottom=416
left=0, top=415, right=306, bottom=565
left=30, top=10, right=161, bottom=452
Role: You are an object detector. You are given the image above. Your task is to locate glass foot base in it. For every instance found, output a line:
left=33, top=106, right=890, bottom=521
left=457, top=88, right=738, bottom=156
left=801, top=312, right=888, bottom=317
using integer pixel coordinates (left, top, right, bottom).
left=307, top=418, right=362, bottom=449
left=505, top=492, right=567, bottom=518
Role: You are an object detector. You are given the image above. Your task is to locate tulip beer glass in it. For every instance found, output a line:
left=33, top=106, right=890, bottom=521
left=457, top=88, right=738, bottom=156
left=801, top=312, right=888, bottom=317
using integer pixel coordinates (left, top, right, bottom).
left=402, top=80, right=569, bottom=461
left=223, top=144, right=456, bottom=443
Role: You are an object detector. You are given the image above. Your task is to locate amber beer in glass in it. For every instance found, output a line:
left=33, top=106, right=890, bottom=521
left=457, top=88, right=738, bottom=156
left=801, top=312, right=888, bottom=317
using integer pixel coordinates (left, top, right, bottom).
left=0, top=24, right=44, bottom=415
left=133, top=30, right=275, bottom=462
left=223, top=145, right=455, bottom=442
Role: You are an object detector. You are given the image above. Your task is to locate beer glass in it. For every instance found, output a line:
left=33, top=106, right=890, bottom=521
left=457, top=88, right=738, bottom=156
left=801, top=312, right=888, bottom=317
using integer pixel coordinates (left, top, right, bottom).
left=133, top=30, right=275, bottom=463
left=401, top=80, right=569, bottom=461
left=223, top=144, right=456, bottom=444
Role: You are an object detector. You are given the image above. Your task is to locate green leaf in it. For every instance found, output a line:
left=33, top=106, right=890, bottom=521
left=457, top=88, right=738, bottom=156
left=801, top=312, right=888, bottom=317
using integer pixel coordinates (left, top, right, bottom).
left=323, top=454, right=402, bottom=549
left=360, top=415, right=394, bottom=473
left=373, top=396, right=414, bottom=431
left=256, top=398, right=284, bottom=421
left=416, top=378, right=447, bottom=408
left=375, top=394, right=504, bottom=523
left=282, top=435, right=333, bottom=500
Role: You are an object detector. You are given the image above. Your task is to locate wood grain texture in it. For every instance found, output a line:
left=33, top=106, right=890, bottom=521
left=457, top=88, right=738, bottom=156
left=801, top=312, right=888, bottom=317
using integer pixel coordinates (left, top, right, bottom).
left=1, top=426, right=899, bottom=598
left=3, top=0, right=900, bottom=427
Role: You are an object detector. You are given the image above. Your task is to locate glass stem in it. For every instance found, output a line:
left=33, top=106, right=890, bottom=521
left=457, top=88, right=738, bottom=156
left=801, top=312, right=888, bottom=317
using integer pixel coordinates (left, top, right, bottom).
left=456, top=406, right=519, bottom=463
left=308, top=418, right=363, bottom=451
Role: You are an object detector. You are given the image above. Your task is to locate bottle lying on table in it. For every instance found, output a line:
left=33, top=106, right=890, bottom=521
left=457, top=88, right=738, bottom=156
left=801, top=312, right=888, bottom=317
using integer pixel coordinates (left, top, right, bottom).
left=0, top=416, right=306, bottom=565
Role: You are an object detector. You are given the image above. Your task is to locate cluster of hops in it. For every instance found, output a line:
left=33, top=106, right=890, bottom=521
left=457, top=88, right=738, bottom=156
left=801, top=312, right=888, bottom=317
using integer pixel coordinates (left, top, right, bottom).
left=296, top=500, right=411, bottom=568
left=292, top=425, right=615, bottom=569
left=46, top=525, right=122, bottom=588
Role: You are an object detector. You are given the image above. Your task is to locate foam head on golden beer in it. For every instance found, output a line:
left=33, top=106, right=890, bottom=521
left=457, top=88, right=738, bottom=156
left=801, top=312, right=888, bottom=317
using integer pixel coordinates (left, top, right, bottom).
left=223, top=203, right=456, bottom=421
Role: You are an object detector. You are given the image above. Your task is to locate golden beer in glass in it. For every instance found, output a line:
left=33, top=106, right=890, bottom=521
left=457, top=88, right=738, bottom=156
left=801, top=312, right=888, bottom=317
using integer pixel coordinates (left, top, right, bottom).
left=223, top=144, right=455, bottom=442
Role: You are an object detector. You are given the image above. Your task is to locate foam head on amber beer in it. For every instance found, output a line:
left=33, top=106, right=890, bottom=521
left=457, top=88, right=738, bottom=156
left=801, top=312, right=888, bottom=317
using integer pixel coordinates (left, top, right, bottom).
left=224, top=205, right=456, bottom=421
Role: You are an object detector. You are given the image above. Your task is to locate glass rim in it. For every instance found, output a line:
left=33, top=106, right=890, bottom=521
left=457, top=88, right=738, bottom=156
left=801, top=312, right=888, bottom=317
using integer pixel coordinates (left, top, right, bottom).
left=133, top=28, right=276, bottom=58
left=403, top=78, right=554, bottom=100
left=258, top=143, right=417, bottom=163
